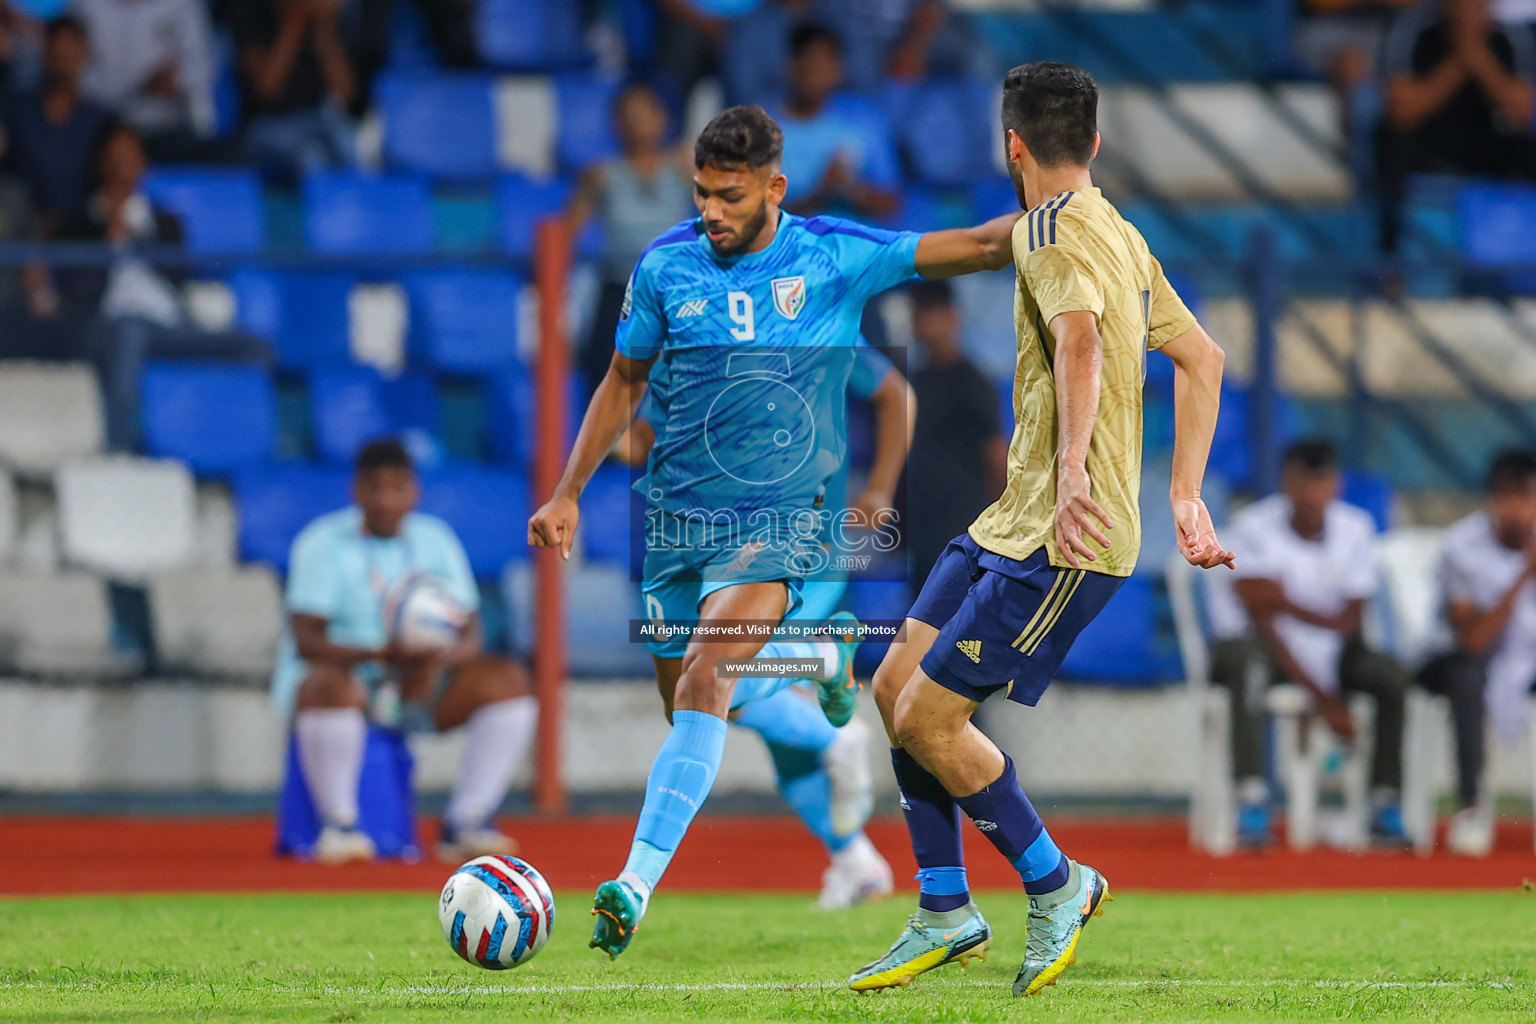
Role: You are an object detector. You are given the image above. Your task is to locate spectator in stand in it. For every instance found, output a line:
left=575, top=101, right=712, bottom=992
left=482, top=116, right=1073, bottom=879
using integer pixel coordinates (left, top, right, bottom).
left=723, top=0, right=925, bottom=107
left=1207, top=439, right=1409, bottom=848
left=1376, top=0, right=1536, bottom=250
left=1420, top=449, right=1536, bottom=857
left=232, top=0, right=357, bottom=183
left=2, top=15, right=111, bottom=233
left=563, top=81, right=694, bottom=399
left=349, top=0, right=478, bottom=115
left=45, top=125, right=271, bottom=448
left=899, top=279, right=1005, bottom=593
left=771, top=24, right=898, bottom=221
left=71, top=0, right=219, bottom=163
left=0, top=2, right=33, bottom=313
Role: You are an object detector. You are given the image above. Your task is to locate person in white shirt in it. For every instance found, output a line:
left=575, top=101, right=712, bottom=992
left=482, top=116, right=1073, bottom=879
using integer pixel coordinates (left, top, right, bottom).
left=72, top=0, right=218, bottom=162
left=1208, top=439, right=1409, bottom=847
left=1420, top=448, right=1536, bottom=855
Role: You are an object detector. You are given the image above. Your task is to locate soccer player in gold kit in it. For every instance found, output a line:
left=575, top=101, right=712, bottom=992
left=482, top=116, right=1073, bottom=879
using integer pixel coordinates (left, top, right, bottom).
left=848, top=62, right=1234, bottom=997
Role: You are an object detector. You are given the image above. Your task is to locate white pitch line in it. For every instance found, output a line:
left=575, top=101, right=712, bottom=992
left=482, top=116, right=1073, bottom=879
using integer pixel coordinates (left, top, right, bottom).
left=318, top=978, right=1531, bottom=997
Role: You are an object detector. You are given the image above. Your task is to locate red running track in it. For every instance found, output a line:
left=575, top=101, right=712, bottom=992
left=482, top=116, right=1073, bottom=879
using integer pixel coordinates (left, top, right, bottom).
left=1, top=815, right=1532, bottom=897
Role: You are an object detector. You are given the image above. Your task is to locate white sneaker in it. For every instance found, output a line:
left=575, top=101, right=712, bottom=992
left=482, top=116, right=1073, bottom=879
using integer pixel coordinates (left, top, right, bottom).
left=818, top=833, right=894, bottom=910
left=824, top=718, right=875, bottom=837
left=314, top=824, right=377, bottom=865
left=436, top=821, right=519, bottom=863
left=1445, top=807, right=1494, bottom=857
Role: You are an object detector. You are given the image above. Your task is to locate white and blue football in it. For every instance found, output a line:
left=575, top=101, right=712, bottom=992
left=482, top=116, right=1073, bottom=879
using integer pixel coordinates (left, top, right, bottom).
left=439, top=855, right=556, bottom=969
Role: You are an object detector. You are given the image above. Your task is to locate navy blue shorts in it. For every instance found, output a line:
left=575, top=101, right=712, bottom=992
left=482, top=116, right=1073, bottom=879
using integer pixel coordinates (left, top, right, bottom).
left=910, top=534, right=1125, bottom=706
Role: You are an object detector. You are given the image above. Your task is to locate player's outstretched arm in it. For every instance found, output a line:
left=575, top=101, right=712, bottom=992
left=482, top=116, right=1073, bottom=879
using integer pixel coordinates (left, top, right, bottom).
left=1161, top=323, right=1235, bottom=570
left=528, top=351, right=652, bottom=559
left=912, top=212, right=1022, bottom=278
left=1050, top=310, right=1113, bottom=568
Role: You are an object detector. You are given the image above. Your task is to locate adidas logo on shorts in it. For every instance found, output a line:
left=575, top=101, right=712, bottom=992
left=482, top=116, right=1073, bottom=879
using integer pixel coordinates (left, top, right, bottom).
left=956, top=639, right=982, bottom=663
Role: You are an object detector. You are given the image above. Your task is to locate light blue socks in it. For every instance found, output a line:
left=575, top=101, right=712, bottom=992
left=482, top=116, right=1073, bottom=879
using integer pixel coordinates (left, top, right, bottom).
left=621, top=710, right=729, bottom=901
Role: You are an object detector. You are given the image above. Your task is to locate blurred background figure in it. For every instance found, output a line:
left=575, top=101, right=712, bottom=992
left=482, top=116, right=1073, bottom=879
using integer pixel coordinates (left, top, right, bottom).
left=900, top=278, right=1005, bottom=593
left=275, top=440, right=535, bottom=865
left=73, top=0, right=218, bottom=163
left=1376, top=0, right=1536, bottom=250
left=233, top=0, right=357, bottom=181
left=1207, top=440, right=1409, bottom=849
left=564, top=80, right=693, bottom=398
left=772, top=23, right=898, bottom=220
left=1421, top=449, right=1536, bottom=857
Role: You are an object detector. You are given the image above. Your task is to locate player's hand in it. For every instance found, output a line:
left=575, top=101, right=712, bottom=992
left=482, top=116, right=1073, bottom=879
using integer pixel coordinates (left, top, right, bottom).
left=1173, top=495, right=1235, bottom=570
left=848, top=487, right=894, bottom=530
left=528, top=493, right=579, bottom=560
left=1318, top=694, right=1356, bottom=743
left=1054, top=467, right=1112, bottom=568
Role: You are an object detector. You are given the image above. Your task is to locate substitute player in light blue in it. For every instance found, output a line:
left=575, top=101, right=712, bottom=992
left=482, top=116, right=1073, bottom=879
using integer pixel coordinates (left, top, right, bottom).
left=275, top=440, right=535, bottom=866
left=528, top=105, right=1020, bottom=958
left=615, top=342, right=913, bottom=908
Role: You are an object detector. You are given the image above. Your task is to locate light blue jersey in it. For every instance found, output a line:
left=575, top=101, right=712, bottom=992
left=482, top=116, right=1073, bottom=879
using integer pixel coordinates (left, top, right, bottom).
left=618, top=213, right=920, bottom=523
left=270, top=507, right=480, bottom=718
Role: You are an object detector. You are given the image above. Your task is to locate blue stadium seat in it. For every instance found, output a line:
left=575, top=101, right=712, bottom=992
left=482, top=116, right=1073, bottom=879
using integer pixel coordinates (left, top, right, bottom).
left=417, top=466, right=530, bottom=577
left=848, top=579, right=913, bottom=675
left=309, top=366, right=394, bottom=465
left=230, top=270, right=354, bottom=369
left=403, top=269, right=523, bottom=372
left=310, top=367, right=445, bottom=465
left=235, top=464, right=353, bottom=569
left=496, top=174, right=604, bottom=260
left=580, top=463, right=638, bottom=566
left=1342, top=469, right=1395, bottom=534
left=1058, top=577, right=1172, bottom=684
left=303, top=172, right=434, bottom=255
left=378, top=73, right=497, bottom=180
left=970, top=176, right=1019, bottom=220
left=141, top=169, right=264, bottom=253
left=996, top=375, right=1015, bottom=437
left=887, top=79, right=994, bottom=187
left=140, top=362, right=276, bottom=475
left=477, top=0, right=586, bottom=70
left=555, top=75, right=622, bottom=172
left=487, top=368, right=580, bottom=466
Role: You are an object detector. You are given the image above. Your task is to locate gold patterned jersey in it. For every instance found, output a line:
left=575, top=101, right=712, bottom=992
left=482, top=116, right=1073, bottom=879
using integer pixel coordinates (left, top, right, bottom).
left=967, top=186, right=1197, bottom=577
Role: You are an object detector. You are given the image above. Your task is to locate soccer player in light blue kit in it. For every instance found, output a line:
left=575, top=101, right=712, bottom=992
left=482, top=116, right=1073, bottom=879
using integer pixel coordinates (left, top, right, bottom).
left=528, top=105, right=1019, bottom=958
left=615, top=342, right=914, bottom=908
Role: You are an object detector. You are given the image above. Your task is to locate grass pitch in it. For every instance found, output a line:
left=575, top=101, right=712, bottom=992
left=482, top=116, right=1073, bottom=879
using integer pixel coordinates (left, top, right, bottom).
left=1, top=890, right=1533, bottom=1022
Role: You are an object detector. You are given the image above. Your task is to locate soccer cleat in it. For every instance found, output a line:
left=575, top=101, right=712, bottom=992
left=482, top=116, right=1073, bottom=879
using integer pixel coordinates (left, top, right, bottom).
left=848, top=905, right=991, bottom=991
left=824, top=718, right=876, bottom=836
left=816, top=611, right=863, bottom=728
left=313, top=823, right=376, bottom=865
left=1013, top=862, right=1111, bottom=997
left=818, top=833, right=894, bottom=910
left=1370, top=803, right=1411, bottom=849
left=435, top=819, right=519, bottom=862
left=1236, top=803, right=1272, bottom=850
left=589, top=879, right=645, bottom=959
left=1446, top=807, right=1494, bottom=857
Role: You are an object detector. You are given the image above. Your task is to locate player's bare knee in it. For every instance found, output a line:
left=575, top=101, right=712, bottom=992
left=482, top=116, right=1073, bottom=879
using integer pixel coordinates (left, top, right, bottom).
left=295, top=664, right=365, bottom=709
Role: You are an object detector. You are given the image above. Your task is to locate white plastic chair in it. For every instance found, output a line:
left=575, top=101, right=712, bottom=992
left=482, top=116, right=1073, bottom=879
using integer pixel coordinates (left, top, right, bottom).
left=1170, top=552, right=1373, bottom=852
left=148, top=566, right=283, bottom=676
left=55, top=456, right=197, bottom=582
left=0, top=571, right=139, bottom=676
left=0, top=362, right=105, bottom=476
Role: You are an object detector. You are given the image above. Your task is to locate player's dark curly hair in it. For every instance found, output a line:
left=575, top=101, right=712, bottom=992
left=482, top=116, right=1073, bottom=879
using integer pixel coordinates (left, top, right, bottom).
left=694, top=105, right=783, bottom=171
left=1001, top=62, right=1098, bottom=169
left=355, top=438, right=413, bottom=475
left=1487, top=448, right=1536, bottom=492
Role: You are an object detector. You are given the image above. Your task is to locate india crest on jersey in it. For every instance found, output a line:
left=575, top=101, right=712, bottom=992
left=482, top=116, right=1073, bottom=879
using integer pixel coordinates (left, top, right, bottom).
left=771, top=276, right=807, bottom=320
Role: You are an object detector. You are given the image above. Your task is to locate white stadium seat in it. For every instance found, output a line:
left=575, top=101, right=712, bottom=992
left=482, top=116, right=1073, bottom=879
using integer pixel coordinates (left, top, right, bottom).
left=494, top=76, right=557, bottom=177
left=0, top=362, right=104, bottom=476
left=0, top=470, right=15, bottom=567
left=55, top=456, right=197, bottom=582
left=1096, top=84, right=1350, bottom=202
left=0, top=571, right=138, bottom=676
left=149, top=567, right=283, bottom=677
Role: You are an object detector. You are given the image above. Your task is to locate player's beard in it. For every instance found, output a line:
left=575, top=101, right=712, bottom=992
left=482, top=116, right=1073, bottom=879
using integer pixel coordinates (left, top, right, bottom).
left=1007, top=161, right=1028, bottom=211
left=707, top=200, right=771, bottom=258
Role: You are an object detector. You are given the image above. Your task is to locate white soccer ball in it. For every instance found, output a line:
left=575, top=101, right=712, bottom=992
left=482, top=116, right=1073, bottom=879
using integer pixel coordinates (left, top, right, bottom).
left=439, top=855, right=556, bottom=969
left=386, top=573, right=468, bottom=650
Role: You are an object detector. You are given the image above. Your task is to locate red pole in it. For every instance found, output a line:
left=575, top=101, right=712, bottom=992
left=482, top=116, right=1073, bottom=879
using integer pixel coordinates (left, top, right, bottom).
left=532, top=217, right=569, bottom=815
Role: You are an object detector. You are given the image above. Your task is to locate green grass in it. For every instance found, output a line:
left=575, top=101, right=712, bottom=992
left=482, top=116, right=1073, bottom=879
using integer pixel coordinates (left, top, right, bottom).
left=2, top=890, right=1534, bottom=1022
